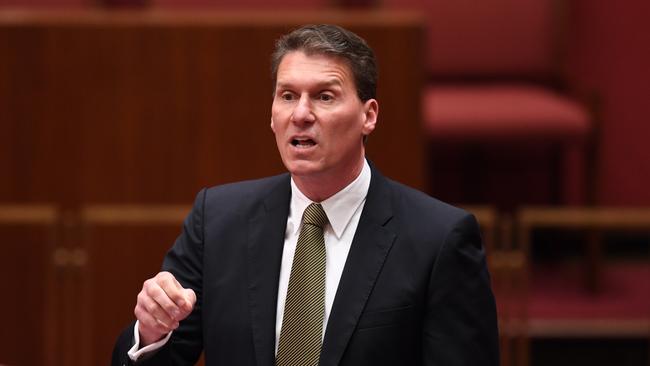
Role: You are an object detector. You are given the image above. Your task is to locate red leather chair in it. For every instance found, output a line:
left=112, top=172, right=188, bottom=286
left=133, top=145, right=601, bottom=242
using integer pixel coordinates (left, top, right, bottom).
left=384, top=0, right=595, bottom=209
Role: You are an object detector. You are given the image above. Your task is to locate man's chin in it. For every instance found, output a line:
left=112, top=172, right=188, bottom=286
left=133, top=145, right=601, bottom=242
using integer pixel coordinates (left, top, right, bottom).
left=284, top=161, right=324, bottom=178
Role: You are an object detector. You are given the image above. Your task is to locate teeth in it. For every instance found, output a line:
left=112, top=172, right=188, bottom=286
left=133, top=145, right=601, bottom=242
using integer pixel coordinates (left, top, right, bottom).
left=292, top=138, right=315, bottom=147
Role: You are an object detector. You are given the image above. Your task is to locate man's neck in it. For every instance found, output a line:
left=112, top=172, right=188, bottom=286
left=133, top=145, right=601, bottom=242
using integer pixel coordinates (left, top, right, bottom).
left=292, top=158, right=366, bottom=202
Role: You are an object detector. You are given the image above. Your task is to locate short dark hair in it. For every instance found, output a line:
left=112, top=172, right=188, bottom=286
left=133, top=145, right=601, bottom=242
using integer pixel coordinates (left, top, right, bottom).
left=271, top=24, right=378, bottom=102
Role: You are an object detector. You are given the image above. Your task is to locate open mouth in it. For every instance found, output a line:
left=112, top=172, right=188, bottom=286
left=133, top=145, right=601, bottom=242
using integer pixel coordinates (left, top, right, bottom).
left=291, top=138, right=316, bottom=148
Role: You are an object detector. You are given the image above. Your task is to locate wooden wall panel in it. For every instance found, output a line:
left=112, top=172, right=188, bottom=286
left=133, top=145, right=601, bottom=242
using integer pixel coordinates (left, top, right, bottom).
left=0, top=11, right=425, bottom=208
left=78, top=205, right=192, bottom=365
left=0, top=206, right=58, bottom=366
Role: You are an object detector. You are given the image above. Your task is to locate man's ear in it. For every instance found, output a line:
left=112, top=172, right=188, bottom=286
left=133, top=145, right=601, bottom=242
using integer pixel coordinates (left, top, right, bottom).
left=361, top=99, right=378, bottom=136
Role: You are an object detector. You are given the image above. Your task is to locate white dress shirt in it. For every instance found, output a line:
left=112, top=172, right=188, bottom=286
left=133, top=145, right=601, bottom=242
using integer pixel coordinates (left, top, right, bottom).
left=129, top=160, right=371, bottom=361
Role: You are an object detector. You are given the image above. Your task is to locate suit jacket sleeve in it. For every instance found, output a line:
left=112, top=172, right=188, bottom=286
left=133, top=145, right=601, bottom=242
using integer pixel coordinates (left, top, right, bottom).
left=423, top=213, right=500, bottom=366
left=112, top=189, right=207, bottom=366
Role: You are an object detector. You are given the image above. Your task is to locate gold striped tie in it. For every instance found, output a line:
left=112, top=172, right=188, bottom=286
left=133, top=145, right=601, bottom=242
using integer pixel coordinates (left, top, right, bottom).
left=276, top=203, right=328, bottom=366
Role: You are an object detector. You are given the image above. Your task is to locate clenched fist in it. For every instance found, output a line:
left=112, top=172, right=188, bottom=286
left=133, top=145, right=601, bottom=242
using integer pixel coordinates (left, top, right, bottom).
left=134, top=271, right=197, bottom=346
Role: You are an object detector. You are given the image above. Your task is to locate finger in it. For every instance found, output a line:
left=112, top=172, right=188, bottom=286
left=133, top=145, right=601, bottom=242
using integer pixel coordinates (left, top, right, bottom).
left=182, top=288, right=197, bottom=313
left=135, top=302, right=177, bottom=335
left=138, top=290, right=178, bottom=328
left=147, top=282, right=184, bottom=321
left=157, top=273, right=190, bottom=310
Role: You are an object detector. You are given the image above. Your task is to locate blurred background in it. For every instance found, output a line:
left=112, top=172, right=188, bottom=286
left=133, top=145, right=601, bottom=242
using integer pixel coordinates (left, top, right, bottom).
left=0, top=0, right=648, bottom=365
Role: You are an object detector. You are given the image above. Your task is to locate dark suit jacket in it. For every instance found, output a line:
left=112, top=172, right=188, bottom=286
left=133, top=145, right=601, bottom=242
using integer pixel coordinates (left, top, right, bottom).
left=113, top=167, right=499, bottom=366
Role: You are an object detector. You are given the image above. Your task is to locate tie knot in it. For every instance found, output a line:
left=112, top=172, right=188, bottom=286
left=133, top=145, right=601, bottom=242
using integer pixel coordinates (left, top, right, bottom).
left=302, top=203, right=328, bottom=229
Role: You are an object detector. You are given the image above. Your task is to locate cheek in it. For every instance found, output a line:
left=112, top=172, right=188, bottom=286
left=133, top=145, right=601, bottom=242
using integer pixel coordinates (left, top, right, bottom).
left=271, top=107, right=289, bottom=124
left=327, top=122, right=359, bottom=150
left=270, top=104, right=281, bottom=122
left=270, top=111, right=285, bottom=132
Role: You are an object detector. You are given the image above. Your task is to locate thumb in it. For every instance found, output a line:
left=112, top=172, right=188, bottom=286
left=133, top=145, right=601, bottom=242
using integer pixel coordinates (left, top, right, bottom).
left=184, top=288, right=197, bottom=309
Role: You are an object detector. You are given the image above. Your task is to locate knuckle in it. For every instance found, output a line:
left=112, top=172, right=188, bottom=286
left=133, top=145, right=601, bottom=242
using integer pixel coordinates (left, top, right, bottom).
left=158, top=271, right=172, bottom=281
left=163, top=303, right=177, bottom=314
left=143, top=277, right=154, bottom=288
left=137, top=291, right=147, bottom=302
left=133, top=304, right=148, bottom=319
left=145, top=283, right=160, bottom=297
left=143, top=300, right=157, bottom=314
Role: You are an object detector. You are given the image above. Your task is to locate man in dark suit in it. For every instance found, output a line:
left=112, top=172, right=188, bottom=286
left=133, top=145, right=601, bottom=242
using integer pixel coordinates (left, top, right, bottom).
left=113, top=24, right=499, bottom=366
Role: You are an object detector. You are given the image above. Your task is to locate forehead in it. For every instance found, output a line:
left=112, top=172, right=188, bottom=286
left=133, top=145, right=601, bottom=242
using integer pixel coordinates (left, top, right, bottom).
left=276, top=51, right=354, bottom=86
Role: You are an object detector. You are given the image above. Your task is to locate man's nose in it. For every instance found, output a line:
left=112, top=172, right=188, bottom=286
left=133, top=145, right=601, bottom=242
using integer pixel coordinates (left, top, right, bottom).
left=291, top=94, right=315, bottom=124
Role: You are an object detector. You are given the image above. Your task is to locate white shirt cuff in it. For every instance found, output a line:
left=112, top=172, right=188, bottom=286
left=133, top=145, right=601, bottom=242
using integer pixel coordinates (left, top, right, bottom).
left=127, top=320, right=173, bottom=362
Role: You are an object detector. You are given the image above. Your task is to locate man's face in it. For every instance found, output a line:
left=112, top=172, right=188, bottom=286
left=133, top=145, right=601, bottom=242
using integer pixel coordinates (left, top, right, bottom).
left=271, top=51, right=377, bottom=186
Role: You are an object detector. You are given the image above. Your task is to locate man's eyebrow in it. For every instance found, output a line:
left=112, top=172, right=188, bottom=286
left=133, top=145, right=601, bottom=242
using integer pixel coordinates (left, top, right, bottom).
left=321, top=78, right=344, bottom=86
left=275, top=78, right=344, bottom=90
left=316, top=78, right=344, bottom=88
left=275, top=82, right=293, bottom=90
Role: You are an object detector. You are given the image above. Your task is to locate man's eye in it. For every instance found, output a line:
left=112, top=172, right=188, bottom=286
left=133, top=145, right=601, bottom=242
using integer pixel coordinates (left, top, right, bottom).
left=319, top=93, right=333, bottom=102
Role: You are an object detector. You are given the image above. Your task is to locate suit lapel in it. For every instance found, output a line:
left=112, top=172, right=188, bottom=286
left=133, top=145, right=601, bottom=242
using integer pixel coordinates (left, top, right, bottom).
left=247, top=176, right=291, bottom=366
left=319, top=169, right=397, bottom=366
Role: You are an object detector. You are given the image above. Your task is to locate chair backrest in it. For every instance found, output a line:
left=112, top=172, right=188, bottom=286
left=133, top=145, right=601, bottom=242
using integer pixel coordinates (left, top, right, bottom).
left=384, top=0, right=562, bottom=79
left=154, top=0, right=331, bottom=9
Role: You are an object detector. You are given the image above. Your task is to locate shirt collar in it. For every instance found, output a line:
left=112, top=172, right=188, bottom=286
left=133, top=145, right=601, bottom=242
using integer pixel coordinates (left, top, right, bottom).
left=289, top=159, right=371, bottom=239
